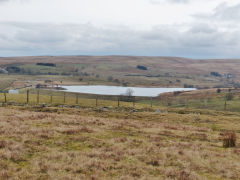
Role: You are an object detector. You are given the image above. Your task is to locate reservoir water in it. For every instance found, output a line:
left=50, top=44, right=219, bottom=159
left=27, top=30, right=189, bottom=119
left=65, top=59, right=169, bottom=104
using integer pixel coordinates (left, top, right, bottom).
left=60, top=85, right=196, bottom=97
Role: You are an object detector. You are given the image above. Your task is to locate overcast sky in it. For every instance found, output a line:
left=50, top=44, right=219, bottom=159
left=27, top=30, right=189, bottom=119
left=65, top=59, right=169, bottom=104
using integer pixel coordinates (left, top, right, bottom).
left=0, top=0, right=240, bottom=58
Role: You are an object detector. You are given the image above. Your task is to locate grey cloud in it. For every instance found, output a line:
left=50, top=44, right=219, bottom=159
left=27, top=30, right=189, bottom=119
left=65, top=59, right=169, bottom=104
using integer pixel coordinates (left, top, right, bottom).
left=193, top=3, right=240, bottom=22
left=214, top=3, right=240, bottom=20
left=188, top=24, right=216, bottom=34
left=168, top=0, right=188, bottom=3
left=0, top=0, right=29, bottom=4
left=0, top=21, right=240, bottom=58
left=0, top=0, right=9, bottom=3
left=150, top=0, right=189, bottom=4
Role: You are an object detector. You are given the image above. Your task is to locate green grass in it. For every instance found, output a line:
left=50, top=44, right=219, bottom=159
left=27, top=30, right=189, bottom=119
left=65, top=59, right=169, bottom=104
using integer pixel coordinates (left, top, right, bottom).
left=165, top=96, right=240, bottom=112
left=3, top=87, right=240, bottom=113
left=0, top=91, right=157, bottom=110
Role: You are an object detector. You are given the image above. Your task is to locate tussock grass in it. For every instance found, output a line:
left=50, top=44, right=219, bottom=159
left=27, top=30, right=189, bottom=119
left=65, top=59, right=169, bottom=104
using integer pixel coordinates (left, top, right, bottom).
left=220, top=131, right=237, bottom=148
left=0, top=107, right=239, bottom=179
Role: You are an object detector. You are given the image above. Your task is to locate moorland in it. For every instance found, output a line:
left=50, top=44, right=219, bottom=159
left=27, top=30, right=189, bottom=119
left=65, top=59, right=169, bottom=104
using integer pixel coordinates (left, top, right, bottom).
left=0, top=56, right=240, bottom=180
left=0, top=56, right=240, bottom=90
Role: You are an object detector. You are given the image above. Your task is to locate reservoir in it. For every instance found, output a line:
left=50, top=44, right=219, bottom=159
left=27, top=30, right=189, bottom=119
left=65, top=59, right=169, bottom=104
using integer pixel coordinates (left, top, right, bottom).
left=60, top=85, right=196, bottom=97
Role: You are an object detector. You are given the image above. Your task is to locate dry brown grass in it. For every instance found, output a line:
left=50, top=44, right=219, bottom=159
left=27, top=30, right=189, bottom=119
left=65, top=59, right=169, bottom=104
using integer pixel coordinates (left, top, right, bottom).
left=0, top=107, right=239, bottom=179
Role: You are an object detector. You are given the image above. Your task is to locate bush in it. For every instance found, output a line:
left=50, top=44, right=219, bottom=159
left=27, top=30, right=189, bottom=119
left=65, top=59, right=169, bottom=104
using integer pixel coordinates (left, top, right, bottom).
left=36, top=63, right=56, bottom=67
left=137, top=65, right=148, bottom=70
left=226, top=93, right=234, bottom=101
left=107, top=76, right=113, bottom=82
left=44, top=80, right=52, bottom=83
left=216, top=88, right=221, bottom=93
left=184, top=84, right=194, bottom=88
left=210, top=72, right=222, bottom=77
left=114, top=79, right=120, bottom=83
left=0, top=140, right=6, bottom=149
left=220, top=131, right=237, bottom=148
left=6, top=66, right=21, bottom=73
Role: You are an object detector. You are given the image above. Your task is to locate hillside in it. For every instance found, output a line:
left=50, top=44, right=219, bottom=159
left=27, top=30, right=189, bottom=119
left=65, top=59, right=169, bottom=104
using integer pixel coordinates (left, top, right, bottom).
left=0, top=56, right=240, bottom=89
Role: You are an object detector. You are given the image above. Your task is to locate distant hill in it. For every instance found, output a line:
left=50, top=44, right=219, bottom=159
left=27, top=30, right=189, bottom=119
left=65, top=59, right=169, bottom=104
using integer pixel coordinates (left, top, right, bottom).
left=0, top=56, right=240, bottom=88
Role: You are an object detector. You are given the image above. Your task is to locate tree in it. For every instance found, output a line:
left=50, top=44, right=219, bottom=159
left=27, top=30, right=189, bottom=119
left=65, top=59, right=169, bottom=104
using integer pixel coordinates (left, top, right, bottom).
left=125, top=88, right=134, bottom=97
left=120, top=88, right=134, bottom=102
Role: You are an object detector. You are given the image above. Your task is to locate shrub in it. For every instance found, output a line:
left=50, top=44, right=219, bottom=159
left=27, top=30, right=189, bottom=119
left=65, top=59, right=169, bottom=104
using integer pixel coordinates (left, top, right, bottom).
left=137, top=65, right=148, bottom=70
left=184, top=84, right=194, bottom=88
left=6, top=66, right=21, bottom=73
left=217, top=88, right=221, bottom=93
left=36, top=63, right=56, bottom=67
left=44, top=80, right=52, bottom=83
left=220, top=131, right=237, bottom=148
left=114, top=79, right=120, bottom=83
left=210, top=72, right=222, bottom=77
left=107, top=76, right=113, bottom=82
left=226, top=92, right=234, bottom=101
left=0, top=140, right=6, bottom=149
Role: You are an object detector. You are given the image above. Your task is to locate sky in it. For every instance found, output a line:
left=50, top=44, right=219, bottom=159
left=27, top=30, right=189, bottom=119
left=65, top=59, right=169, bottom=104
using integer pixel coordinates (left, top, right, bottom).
left=0, top=0, right=240, bottom=58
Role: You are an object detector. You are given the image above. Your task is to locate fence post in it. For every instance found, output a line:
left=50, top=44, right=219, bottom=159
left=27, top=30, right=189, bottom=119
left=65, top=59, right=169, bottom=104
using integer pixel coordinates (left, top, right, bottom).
left=63, top=92, right=66, bottom=104
left=133, top=96, right=135, bottom=107
left=4, top=92, right=7, bottom=103
left=224, top=100, right=227, bottom=110
left=96, top=96, right=98, bottom=107
left=118, top=97, right=120, bottom=107
left=50, top=91, right=53, bottom=104
left=37, top=90, right=40, bottom=104
left=76, top=94, right=78, bottom=104
left=27, top=90, right=29, bottom=104
left=151, top=97, right=153, bottom=108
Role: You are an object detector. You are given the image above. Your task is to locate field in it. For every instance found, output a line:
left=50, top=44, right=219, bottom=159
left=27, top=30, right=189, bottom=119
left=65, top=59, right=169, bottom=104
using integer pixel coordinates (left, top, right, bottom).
left=1, top=56, right=240, bottom=90
left=0, top=56, right=240, bottom=180
left=1, top=87, right=240, bottom=113
left=0, top=106, right=239, bottom=179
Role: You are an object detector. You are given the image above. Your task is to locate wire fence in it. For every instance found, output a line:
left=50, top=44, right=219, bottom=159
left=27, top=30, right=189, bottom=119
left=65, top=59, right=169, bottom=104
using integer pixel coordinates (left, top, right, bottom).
left=1, top=89, right=238, bottom=112
left=0, top=89, right=156, bottom=109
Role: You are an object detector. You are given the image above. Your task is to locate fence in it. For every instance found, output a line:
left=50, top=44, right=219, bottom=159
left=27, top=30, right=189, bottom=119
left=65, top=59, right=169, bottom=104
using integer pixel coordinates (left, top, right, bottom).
left=1, top=89, right=238, bottom=112
left=0, top=89, right=156, bottom=109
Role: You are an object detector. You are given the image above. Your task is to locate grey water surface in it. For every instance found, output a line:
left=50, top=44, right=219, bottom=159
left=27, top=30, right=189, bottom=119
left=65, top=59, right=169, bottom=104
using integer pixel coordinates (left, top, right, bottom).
left=60, top=85, right=196, bottom=97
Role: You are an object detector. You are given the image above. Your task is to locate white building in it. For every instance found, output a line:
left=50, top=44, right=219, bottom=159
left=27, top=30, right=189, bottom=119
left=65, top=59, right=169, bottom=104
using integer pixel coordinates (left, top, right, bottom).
left=8, top=89, right=19, bottom=94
